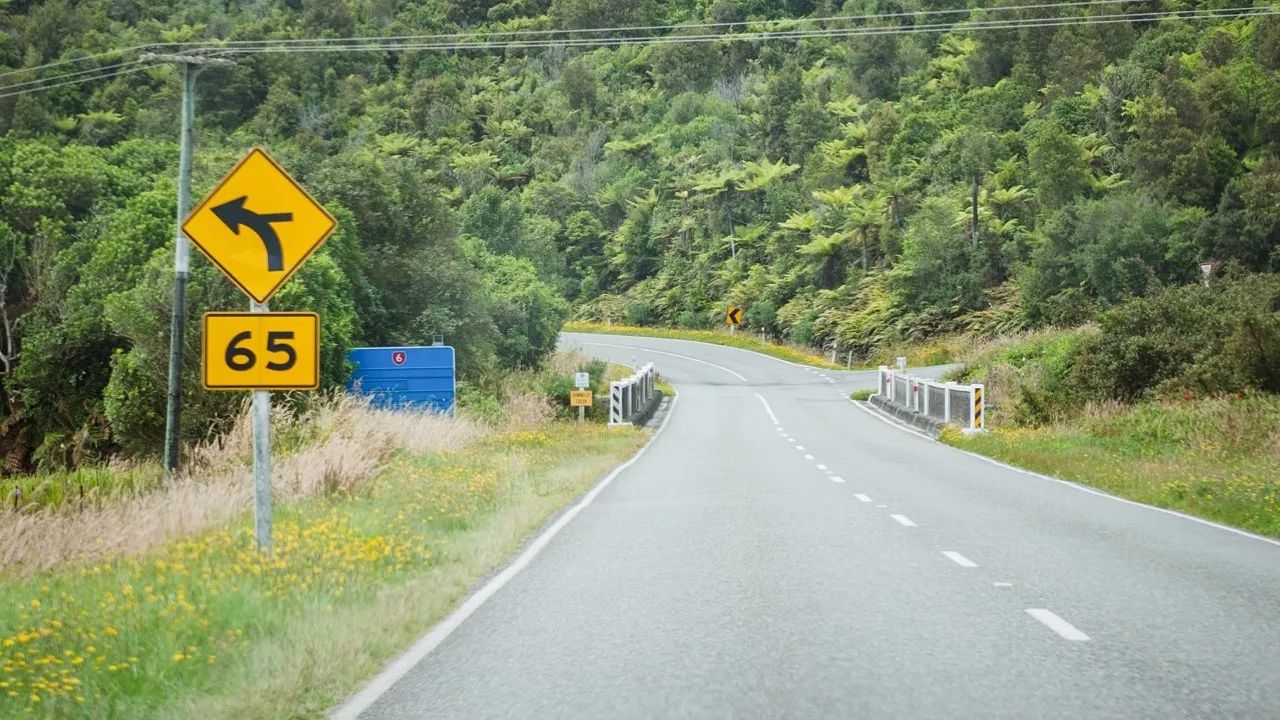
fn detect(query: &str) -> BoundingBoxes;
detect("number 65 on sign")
[203,312,319,390]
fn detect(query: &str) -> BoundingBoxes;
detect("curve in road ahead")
[341,332,1280,720]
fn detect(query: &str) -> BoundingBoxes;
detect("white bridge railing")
[609,363,657,426]
[878,367,985,430]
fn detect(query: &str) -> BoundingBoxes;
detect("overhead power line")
[226,7,1279,55]
[0,59,155,93]
[1,3,1274,99]
[0,64,160,99]
[0,0,1154,81]
[184,0,1156,50]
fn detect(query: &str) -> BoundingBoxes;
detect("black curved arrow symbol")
[211,196,293,271]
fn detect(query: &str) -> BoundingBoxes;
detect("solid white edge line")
[754,393,780,425]
[850,400,1280,550]
[328,394,681,720]
[891,514,917,527]
[1026,608,1090,642]
[581,342,748,382]
[941,550,977,568]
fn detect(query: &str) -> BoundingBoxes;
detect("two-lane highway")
[341,332,1280,719]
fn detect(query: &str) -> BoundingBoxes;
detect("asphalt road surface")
[344,332,1280,719]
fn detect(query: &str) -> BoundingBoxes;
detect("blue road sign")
[347,346,456,414]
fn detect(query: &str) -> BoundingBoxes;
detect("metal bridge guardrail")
[609,363,657,426]
[878,366,985,430]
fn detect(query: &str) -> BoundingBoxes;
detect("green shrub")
[625,301,657,326]
[1072,272,1280,400]
[676,309,706,329]
[746,300,778,330]
[456,381,503,423]
[961,329,1094,426]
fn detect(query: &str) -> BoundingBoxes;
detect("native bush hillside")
[3,0,1279,464]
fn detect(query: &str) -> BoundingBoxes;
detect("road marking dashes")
[891,514,917,527]
[831,476,845,483]
[754,392,780,425]
[804,454,814,460]
[854,494,872,503]
[1026,609,1090,642]
[816,464,827,471]
[941,551,977,568]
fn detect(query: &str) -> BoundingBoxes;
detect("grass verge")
[942,394,1280,538]
[0,422,647,718]
[863,335,968,368]
[563,321,847,369]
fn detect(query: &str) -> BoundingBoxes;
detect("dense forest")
[1,0,1279,467]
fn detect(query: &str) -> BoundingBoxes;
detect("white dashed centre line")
[1026,609,1090,642]
[994,582,1014,588]
[942,551,977,568]
[891,514,916,527]
[831,476,845,483]
[804,454,815,460]
[854,494,872,503]
[795,445,805,451]
[816,464,828,471]
[754,393,780,425]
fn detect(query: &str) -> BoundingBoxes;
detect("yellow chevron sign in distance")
[726,306,743,326]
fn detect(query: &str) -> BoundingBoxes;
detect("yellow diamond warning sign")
[183,148,336,304]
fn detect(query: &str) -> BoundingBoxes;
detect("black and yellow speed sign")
[202,312,319,390]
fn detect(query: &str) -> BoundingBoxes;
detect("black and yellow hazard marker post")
[972,385,985,430]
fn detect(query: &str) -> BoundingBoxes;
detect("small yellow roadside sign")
[203,312,320,390]
[183,148,337,304]
[569,390,594,407]
[726,306,743,326]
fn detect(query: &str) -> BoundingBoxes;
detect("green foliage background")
[2,0,1280,463]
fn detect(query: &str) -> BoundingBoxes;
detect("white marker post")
[575,372,590,425]
[251,300,272,553]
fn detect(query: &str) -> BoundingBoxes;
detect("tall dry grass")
[0,393,489,574]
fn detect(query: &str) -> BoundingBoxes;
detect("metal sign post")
[574,372,591,425]
[250,300,272,553]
